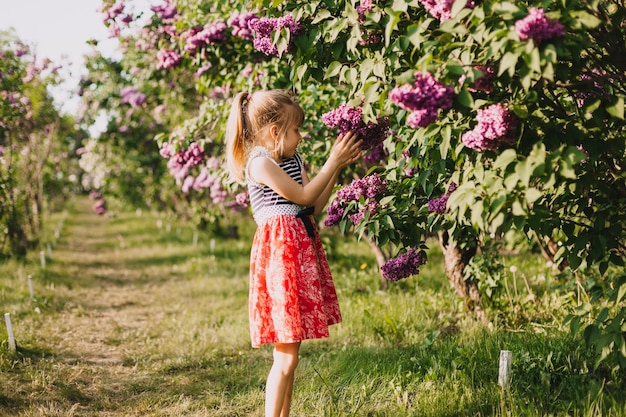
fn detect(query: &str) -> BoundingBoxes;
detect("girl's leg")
[265,341,301,417]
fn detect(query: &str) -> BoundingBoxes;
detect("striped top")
[246,146,305,224]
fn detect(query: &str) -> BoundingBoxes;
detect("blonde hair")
[225,90,305,183]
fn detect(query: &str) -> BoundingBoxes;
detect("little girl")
[225,90,362,417]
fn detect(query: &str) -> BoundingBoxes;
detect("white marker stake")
[4,313,16,352]
[47,243,52,258]
[28,275,34,301]
[193,231,198,247]
[498,350,513,388]
[39,251,46,269]
[210,238,215,254]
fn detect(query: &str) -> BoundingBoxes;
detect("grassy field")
[1,197,624,416]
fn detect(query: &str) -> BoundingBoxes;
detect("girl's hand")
[329,131,364,169]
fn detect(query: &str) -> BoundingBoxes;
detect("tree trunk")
[438,231,486,323]
[366,237,389,290]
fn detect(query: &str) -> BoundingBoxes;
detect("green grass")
[0,197,624,416]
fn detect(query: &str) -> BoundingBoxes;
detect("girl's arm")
[301,169,340,216]
[249,132,362,207]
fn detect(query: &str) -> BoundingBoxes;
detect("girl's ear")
[269,125,279,140]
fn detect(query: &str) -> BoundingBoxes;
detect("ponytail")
[225,92,250,183]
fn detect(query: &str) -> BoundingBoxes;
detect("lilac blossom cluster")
[359,31,382,46]
[235,191,250,207]
[101,2,125,22]
[462,104,518,152]
[356,0,374,22]
[575,71,609,107]
[156,49,182,70]
[363,142,388,165]
[182,166,226,203]
[325,174,387,227]
[427,182,457,214]
[390,72,454,128]
[151,1,178,21]
[160,145,227,202]
[183,21,228,54]
[381,248,426,281]
[1,91,32,123]
[469,65,495,94]
[417,0,475,21]
[228,12,258,40]
[248,14,301,56]
[321,103,390,152]
[120,86,146,107]
[515,7,565,44]
[89,190,107,215]
[160,142,204,181]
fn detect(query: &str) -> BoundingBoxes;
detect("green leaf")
[296,63,308,83]
[498,52,518,77]
[493,149,517,171]
[450,0,467,18]
[583,323,600,344]
[364,82,381,105]
[384,9,402,47]
[455,88,474,108]
[360,59,374,82]
[570,11,602,29]
[515,159,532,188]
[325,61,343,79]
[312,9,332,24]
[606,96,624,120]
[617,282,626,303]
[525,188,542,204]
[407,24,422,48]
[391,0,408,13]
[512,200,526,216]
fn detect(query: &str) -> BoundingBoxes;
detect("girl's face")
[281,124,302,158]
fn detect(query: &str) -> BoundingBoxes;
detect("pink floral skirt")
[249,214,342,348]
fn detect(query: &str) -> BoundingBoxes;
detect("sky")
[1,0,150,117]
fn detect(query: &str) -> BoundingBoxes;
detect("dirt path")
[5,197,204,416]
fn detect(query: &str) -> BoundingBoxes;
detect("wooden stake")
[193,231,198,247]
[498,350,512,388]
[28,275,34,302]
[4,313,16,352]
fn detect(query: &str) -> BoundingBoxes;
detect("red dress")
[247,147,342,348]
